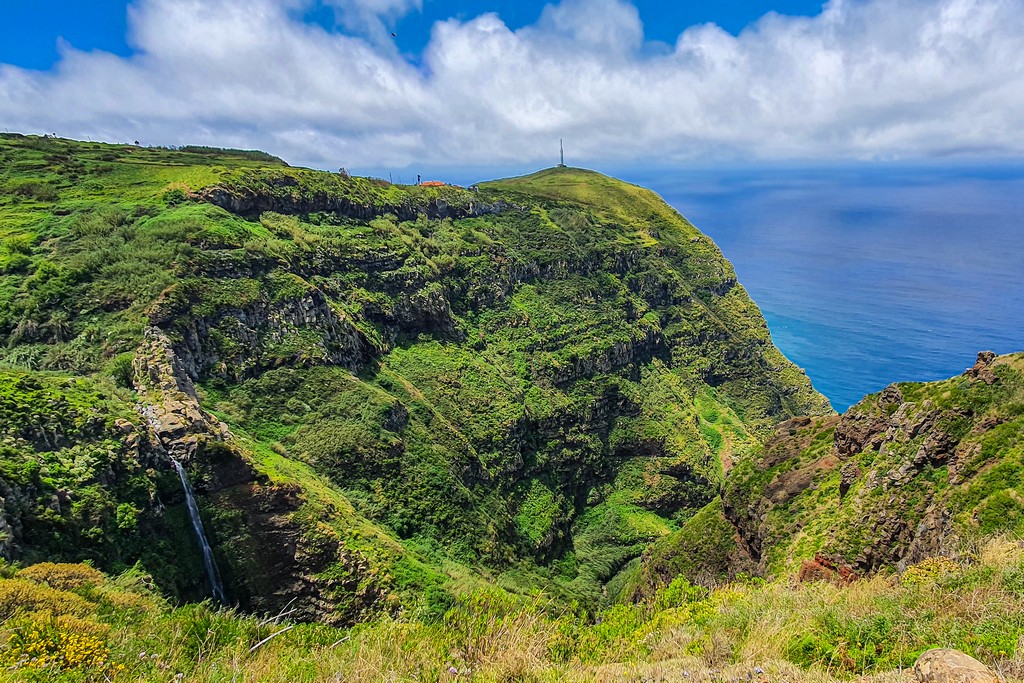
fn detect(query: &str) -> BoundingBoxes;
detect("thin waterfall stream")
[172,459,227,603]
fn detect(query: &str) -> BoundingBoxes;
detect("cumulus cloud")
[1,0,1022,169]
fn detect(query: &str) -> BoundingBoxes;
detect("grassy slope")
[483,166,692,244]
[4,538,1024,682]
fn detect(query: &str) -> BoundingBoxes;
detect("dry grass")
[3,538,1024,682]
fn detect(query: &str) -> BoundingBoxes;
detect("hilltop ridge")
[484,166,699,235]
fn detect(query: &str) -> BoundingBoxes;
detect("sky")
[1,0,1023,172]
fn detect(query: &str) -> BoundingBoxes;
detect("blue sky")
[1,0,1022,171]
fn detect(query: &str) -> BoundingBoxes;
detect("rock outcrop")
[133,327,232,460]
[128,326,393,623]
[964,350,999,385]
[797,554,857,584]
[196,173,517,222]
[914,649,1001,683]
[722,351,1024,577]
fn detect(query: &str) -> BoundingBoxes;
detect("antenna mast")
[558,139,566,167]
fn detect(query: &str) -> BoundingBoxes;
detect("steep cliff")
[626,351,1024,597]
[0,134,829,617]
[724,351,1024,576]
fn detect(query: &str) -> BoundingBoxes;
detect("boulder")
[963,351,999,385]
[914,648,1000,683]
[796,553,857,584]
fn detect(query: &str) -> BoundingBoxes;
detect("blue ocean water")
[624,166,1024,412]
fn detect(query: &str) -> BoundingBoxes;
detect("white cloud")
[321,0,423,44]
[1,0,1022,169]
[534,0,643,56]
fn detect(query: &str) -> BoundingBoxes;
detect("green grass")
[483,167,697,244]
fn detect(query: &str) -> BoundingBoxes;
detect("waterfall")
[172,460,227,604]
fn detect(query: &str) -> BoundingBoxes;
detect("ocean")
[624,165,1024,412]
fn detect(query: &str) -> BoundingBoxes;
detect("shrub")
[902,556,960,587]
[2,234,34,255]
[93,586,154,615]
[9,180,58,202]
[784,610,914,673]
[654,576,709,610]
[166,602,260,663]
[0,253,31,274]
[163,188,187,205]
[0,578,93,620]
[109,352,136,389]
[19,562,106,591]
[0,613,112,672]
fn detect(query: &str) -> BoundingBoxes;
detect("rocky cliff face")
[133,326,232,459]
[148,286,377,382]
[622,351,1024,598]
[720,351,1024,577]
[0,314,395,621]
[196,170,516,222]
[132,326,402,622]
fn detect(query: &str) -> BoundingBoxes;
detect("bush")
[0,252,31,274]
[93,586,154,615]
[109,352,136,389]
[19,562,106,591]
[163,188,187,205]
[0,613,112,673]
[0,578,93,620]
[165,602,263,663]
[902,556,960,587]
[785,610,914,673]
[9,180,58,202]
[2,234,34,255]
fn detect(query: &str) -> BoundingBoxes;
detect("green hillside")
[621,351,1024,601]
[3,133,1024,681]
[0,134,829,622]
